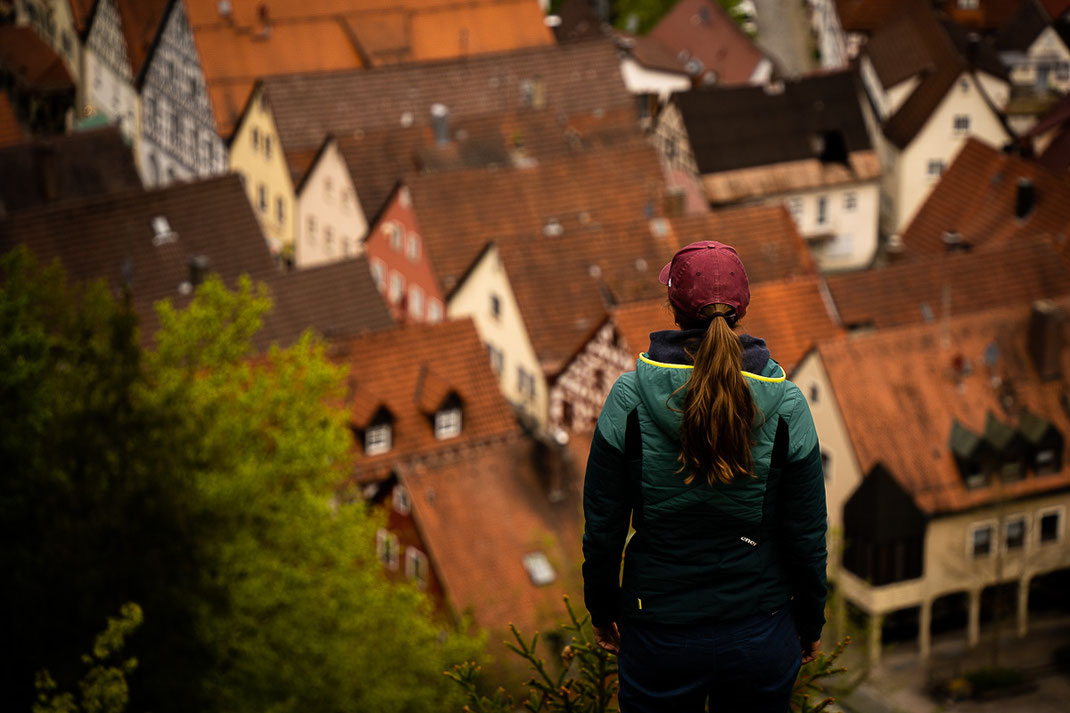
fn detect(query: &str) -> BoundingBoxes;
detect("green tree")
[612,0,744,34]
[1,250,480,713]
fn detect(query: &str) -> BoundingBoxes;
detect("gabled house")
[897,138,1070,257]
[0,126,141,216]
[995,0,1070,132]
[792,297,1070,664]
[330,318,518,486]
[1021,90,1070,170]
[655,71,881,271]
[363,184,445,325]
[551,275,842,435]
[288,137,368,266]
[858,1,1011,236]
[827,237,1070,331]
[6,0,83,91]
[228,38,639,252]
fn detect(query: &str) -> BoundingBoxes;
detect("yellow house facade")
[447,243,548,432]
[229,86,295,257]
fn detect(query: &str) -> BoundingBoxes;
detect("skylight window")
[523,552,556,586]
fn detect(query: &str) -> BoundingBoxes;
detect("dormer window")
[950,420,991,488]
[365,422,392,455]
[1020,409,1063,476]
[434,406,462,440]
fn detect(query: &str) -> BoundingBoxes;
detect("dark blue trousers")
[617,607,801,713]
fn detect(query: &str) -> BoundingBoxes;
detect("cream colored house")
[859,3,1011,238]
[792,299,1070,665]
[656,71,882,272]
[82,0,139,144]
[446,243,549,431]
[293,138,367,268]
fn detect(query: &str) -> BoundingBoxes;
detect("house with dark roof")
[0,126,141,217]
[897,138,1070,258]
[858,0,1011,236]
[551,275,842,436]
[654,70,881,272]
[793,297,1070,665]
[6,0,83,92]
[993,0,1070,135]
[0,26,76,135]
[228,39,638,258]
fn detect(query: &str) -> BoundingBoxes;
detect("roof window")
[522,552,556,586]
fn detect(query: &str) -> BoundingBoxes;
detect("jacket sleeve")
[780,386,828,643]
[581,385,633,628]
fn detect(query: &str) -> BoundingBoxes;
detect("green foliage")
[34,603,143,713]
[2,251,480,713]
[612,0,744,34]
[449,597,850,713]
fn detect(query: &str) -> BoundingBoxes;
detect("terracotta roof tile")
[329,318,519,483]
[0,127,142,215]
[68,0,96,34]
[648,0,768,84]
[264,38,633,153]
[399,437,582,638]
[674,70,872,175]
[899,138,1070,256]
[828,237,1070,330]
[818,296,1070,514]
[612,276,841,373]
[0,26,75,92]
[0,175,279,334]
[115,0,171,80]
[410,144,667,292]
[0,94,21,149]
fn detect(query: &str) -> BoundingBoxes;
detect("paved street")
[752,0,815,77]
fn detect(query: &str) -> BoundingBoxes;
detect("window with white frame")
[405,547,429,588]
[787,197,803,218]
[434,407,462,440]
[490,294,502,319]
[385,221,403,252]
[408,285,423,319]
[1039,507,1063,543]
[389,271,405,303]
[1004,515,1026,550]
[406,233,421,261]
[370,258,386,291]
[376,528,399,569]
[517,367,536,400]
[393,485,411,515]
[427,300,443,323]
[1035,447,1058,475]
[970,522,994,558]
[365,423,392,455]
[816,196,828,225]
[953,115,970,135]
[927,160,945,178]
[843,192,857,212]
[957,0,978,9]
[488,344,504,375]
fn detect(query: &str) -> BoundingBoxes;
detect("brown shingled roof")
[409,143,667,292]
[0,26,75,92]
[330,318,518,483]
[399,436,582,639]
[827,237,1070,330]
[899,138,1070,256]
[0,127,142,215]
[647,0,769,85]
[611,276,842,374]
[263,38,632,154]
[818,296,1070,514]
[0,175,278,332]
[836,0,899,32]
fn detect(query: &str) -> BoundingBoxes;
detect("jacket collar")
[647,328,771,374]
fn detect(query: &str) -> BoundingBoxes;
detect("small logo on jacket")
[740,536,757,547]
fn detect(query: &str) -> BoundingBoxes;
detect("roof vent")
[151,216,177,246]
[1015,177,1036,220]
[543,218,564,237]
[217,0,232,18]
[188,254,211,287]
[941,230,969,253]
[399,111,414,128]
[430,103,449,145]
[522,552,556,586]
[588,263,602,278]
[544,14,562,27]
[685,58,704,76]
[886,233,904,253]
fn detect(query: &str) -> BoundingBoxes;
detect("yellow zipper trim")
[638,598,643,610]
[638,353,786,383]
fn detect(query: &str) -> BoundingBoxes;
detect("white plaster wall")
[295,142,368,268]
[893,72,1009,233]
[619,57,691,102]
[447,245,548,430]
[775,180,881,272]
[885,75,920,117]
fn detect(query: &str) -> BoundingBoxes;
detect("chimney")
[217,0,232,20]
[430,103,449,145]
[1027,300,1065,381]
[188,255,211,287]
[1015,177,1035,219]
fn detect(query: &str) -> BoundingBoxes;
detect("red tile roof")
[647,0,768,85]
[899,138,1070,256]
[115,0,171,81]
[68,0,97,34]
[828,237,1070,330]
[611,276,842,374]
[329,318,518,483]
[399,436,582,638]
[0,26,74,92]
[818,296,1070,514]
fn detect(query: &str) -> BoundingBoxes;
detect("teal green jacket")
[581,349,828,642]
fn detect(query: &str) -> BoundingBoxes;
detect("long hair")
[676,303,755,486]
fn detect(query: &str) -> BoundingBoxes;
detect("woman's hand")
[801,639,820,665]
[593,622,620,653]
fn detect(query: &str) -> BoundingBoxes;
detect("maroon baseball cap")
[658,241,750,323]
